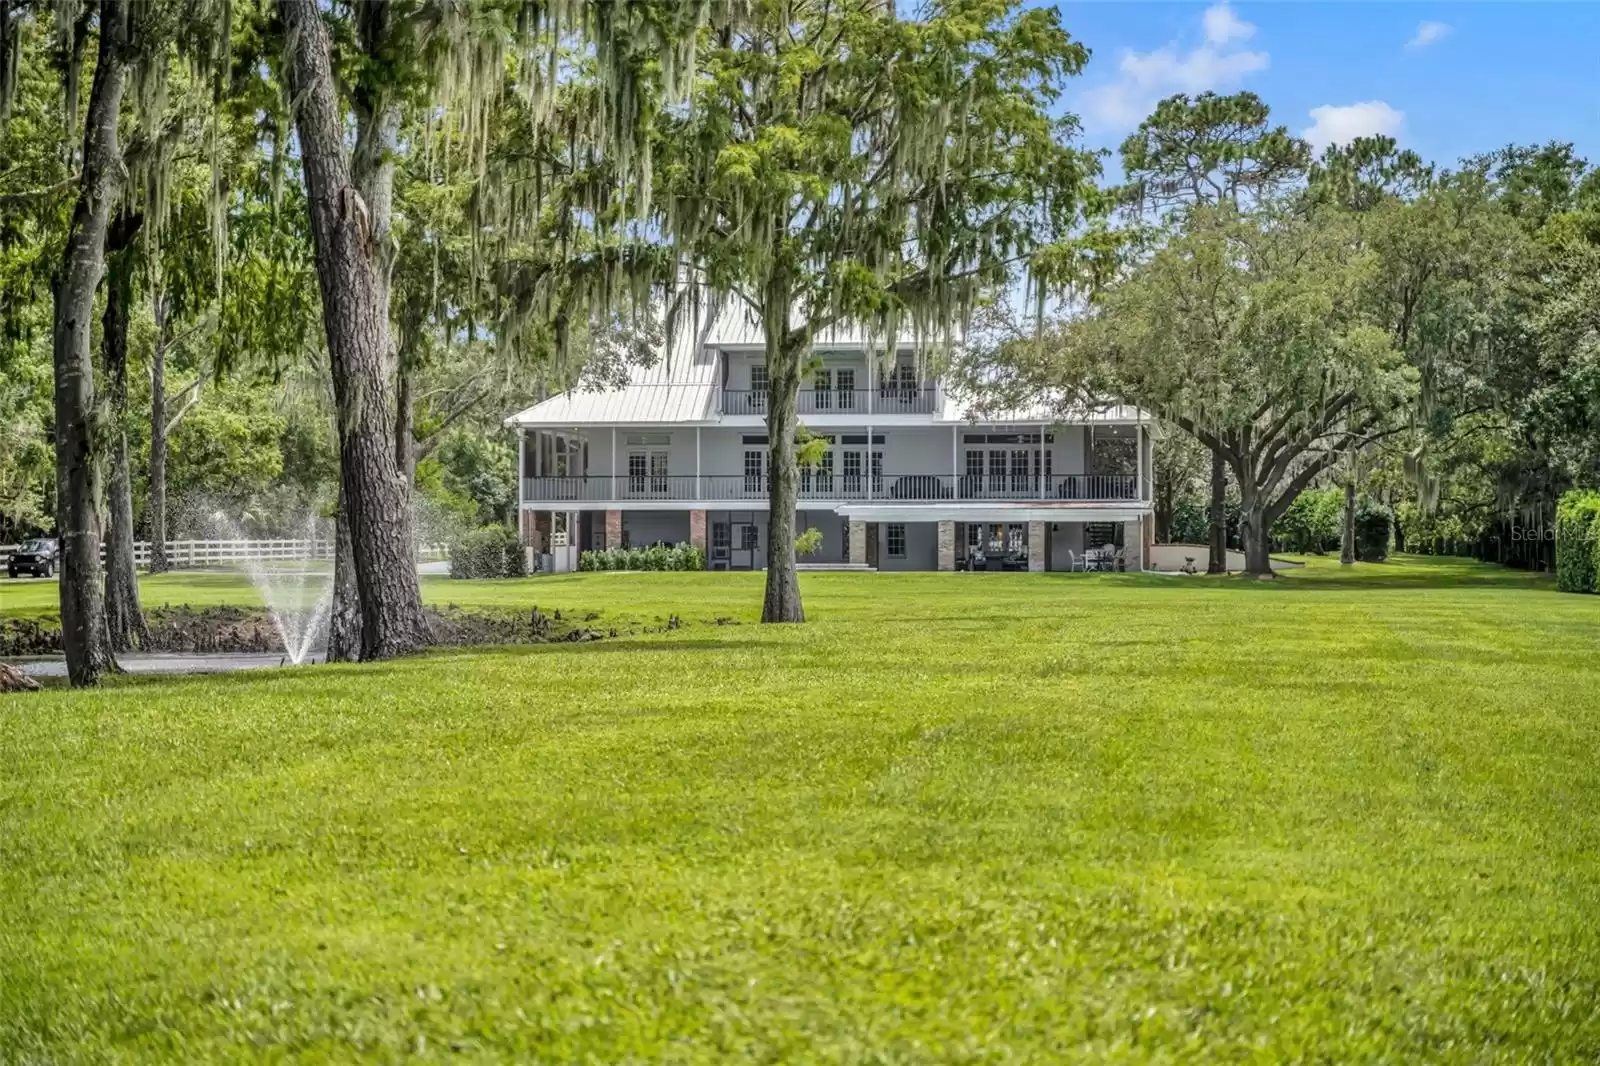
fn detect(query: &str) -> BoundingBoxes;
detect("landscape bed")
[2,557,1600,1061]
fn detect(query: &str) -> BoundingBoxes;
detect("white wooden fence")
[2,539,448,569]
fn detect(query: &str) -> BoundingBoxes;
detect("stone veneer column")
[604,509,622,550]
[1028,521,1046,572]
[848,520,866,564]
[689,509,707,550]
[1124,520,1144,571]
[937,521,956,571]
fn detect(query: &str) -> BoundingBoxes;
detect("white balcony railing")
[521,473,1140,506]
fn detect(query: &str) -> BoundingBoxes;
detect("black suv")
[7,538,58,578]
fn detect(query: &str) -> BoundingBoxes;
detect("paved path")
[15,653,310,678]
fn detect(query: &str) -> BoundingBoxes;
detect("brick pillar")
[1125,520,1144,571]
[532,511,551,553]
[848,520,866,564]
[689,509,707,550]
[605,509,622,550]
[1028,521,1046,572]
[937,521,956,571]
[518,509,536,547]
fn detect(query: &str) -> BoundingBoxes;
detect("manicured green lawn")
[4,557,1600,1061]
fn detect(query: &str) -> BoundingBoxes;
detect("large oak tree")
[656,0,1093,621]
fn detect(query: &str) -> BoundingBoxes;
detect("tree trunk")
[102,218,147,652]
[147,288,170,573]
[1238,483,1274,578]
[51,0,127,687]
[395,356,414,484]
[1206,448,1227,573]
[760,301,804,623]
[1340,470,1356,566]
[280,0,429,661]
[326,490,362,662]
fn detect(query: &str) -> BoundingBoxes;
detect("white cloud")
[1202,4,1255,46]
[1080,3,1269,130]
[1406,21,1451,50]
[1302,101,1405,153]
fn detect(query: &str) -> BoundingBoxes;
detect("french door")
[628,450,669,496]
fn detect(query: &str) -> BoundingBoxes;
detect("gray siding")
[877,521,939,571]
[623,511,691,546]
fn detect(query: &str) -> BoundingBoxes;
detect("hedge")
[449,524,526,579]
[579,543,705,572]
[1555,490,1600,593]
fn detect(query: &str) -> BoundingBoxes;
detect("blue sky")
[1056,2,1600,176]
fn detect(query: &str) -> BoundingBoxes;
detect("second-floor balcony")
[721,386,939,417]
[522,473,1140,506]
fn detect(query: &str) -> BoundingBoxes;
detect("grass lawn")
[3,557,1600,1061]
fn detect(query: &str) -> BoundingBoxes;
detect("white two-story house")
[507,318,1154,572]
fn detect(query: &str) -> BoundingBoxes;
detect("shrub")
[577,542,705,572]
[450,524,526,579]
[1353,501,1392,563]
[795,527,823,557]
[1555,490,1600,593]
[1272,488,1342,554]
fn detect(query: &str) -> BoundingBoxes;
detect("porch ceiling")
[834,503,1152,523]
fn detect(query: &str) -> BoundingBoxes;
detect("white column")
[516,426,525,506]
[695,426,702,500]
[1038,423,1045,499]
[610,426,617,501]
[866,423,874,500]
[951,424,959,499]
[1135,421,1144,502]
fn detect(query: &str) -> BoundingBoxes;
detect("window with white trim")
[886,523,906,558]
[749,364,768,412]
[842,449,862,492]
[836,368,856,409]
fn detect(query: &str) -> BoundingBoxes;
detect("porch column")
[866,424,874,500]
[605,509,622,550]
[1028,521,1046,572]
[610,426,617,501]
[848,520,866,564]
[1135,420,1144,502]
[1038,423,1045,499]
[689,509,707,551]
[695,426,702,500]
[1124,520,1145,571]
[937,520,956,572]
[516,426,525,510]
[951,425,958,496]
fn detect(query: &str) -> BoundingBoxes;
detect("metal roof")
[505,315,720,427]
[938,394,1147,425]
[506,304,1149,428]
